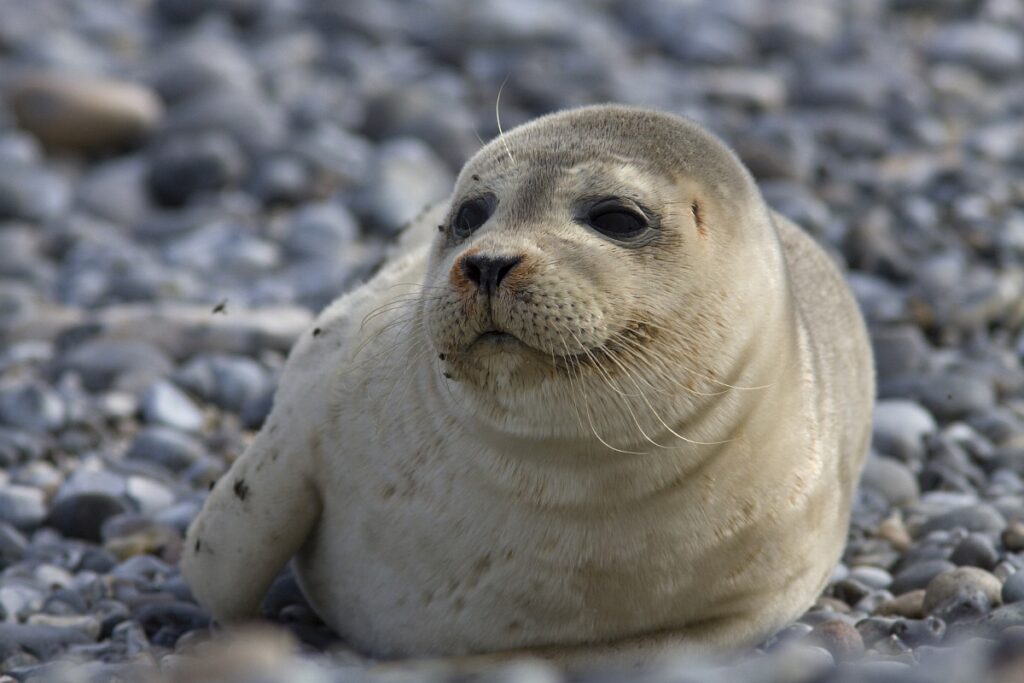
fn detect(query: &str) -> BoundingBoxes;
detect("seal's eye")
[453,196,493,239]
[587,204,647,239]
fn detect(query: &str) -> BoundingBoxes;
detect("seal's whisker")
[618,317,775,392]
[556,334,646,456]
[559,324,671,450]
[495,75,516,167]
[607,331,734,398]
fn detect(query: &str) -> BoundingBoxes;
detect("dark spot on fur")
[472,174,480,181]
[381,484,397,499]
[194,539,201,552]
[312,327,322,337]
[453,596,466,612]
[208,481,215,491]
[438,353,446,361]
[506,621,522,633]
[443,371,452,379]
[692,200,706,239]
[437,224,444,232]
[233,478,249,501]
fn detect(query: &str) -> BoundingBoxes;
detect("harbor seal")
[181,105,874,665]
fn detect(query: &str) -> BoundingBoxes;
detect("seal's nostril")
[460,254,522,295]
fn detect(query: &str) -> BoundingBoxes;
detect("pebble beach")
[2,0,1024,681]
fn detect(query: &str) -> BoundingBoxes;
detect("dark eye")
[452,196,493,238]
[587,204,647,239]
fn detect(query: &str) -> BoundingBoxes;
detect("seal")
[181,105,874,665]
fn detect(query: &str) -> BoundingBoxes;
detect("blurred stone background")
[3,0,1024,681]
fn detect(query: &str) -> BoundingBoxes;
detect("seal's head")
[420,105,792,444]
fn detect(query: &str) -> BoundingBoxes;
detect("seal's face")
[418,107,778,440]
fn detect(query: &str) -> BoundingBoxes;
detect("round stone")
[9,73,162,152]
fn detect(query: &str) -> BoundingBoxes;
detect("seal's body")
[182,106,873,663]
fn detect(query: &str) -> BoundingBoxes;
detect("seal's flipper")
[182,428,322,623]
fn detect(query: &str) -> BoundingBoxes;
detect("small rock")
[281,201,358,260]
[928,22,1024,77]
[859,455,920,506]
[125,427,204,473]
[950,533,1000,569]
[1003,570,1024,604]
[918,503,1007,537]
[147,132,246,207]
[134,601,211,648]
[891,559,958,595]
[357,138,453,236]
[174,354,268,415]
[0,623,92,661]
[0,485,46,531]
[140,380,204,433]
[875,590,927,619]
[810,619,864,662]
[56,339,173,393]
[9,73,162,152]
[924,567,1002,617]
[872,400,937,461]
[25,614,100,641]
[0,380,66,434]
[0,523,28,567]
[1004,521,1024,552]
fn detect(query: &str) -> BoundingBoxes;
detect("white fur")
[182,106,874,665]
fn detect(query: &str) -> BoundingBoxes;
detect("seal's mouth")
[472,330,520,345]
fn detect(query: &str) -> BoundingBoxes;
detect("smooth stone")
[139,380,203,433]
[25,614,100,641]
[891,617,946,647]
[0,623,92,661]
[357,138,453,236]
[9,73,162,152]
[146,132,246,207]
[891,560,958,595]
[0,380,66,434]
[0,163,69,223]
[134,601,211,648]
[917,503,1007,537]
[251,155,312,206]
[849,566,894,591]
[174,354,268,415]
[1003,521,1024,552]
[810,619,864,662]
[125,427,204,473]
[859,455,920,506]
[48,494,127,544]
[950,533,1000,569]
[281,201,358,259]
[56,339,173,393]
[1003,570,1024,604]
[875,590,927,619]
[924,567,1003,614]
[0,485,46,531]
[928,22,1024,77]
[0,428,45,468]
[0,522,28,567]
[915,372,996,422]
[125,476,176,515]
[872,400,937,461]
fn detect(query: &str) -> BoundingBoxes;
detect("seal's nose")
[460,254,522,295]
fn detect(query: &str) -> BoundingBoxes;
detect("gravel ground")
[2,0,1024,681]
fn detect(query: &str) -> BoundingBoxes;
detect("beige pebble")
[9,72,162,152]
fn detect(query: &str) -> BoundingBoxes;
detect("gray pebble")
[126,427,205,473]
[0,485,46,531]
[891,560,958,595]
[56,339,173,393]
[140,380,204,433]
[918,504,1007,537]
[0,380,66,434]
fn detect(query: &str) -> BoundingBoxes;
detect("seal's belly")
[294,466,713,657]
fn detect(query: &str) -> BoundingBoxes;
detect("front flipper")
[182,425,322,622]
